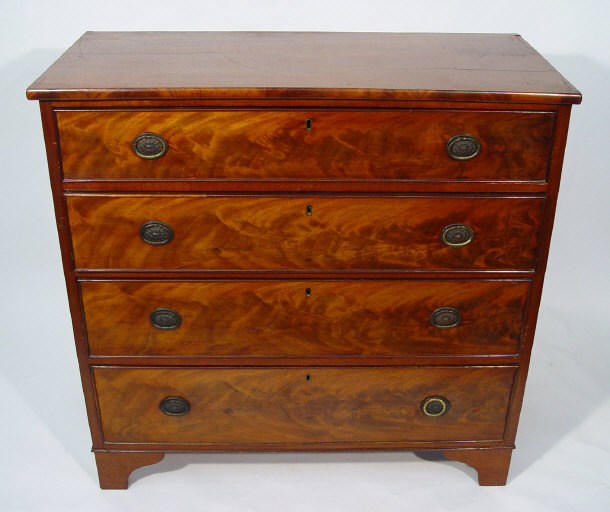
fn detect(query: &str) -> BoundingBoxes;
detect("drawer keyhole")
[305,288,312,298]
[305,118,313,130]
[306,204,312,216]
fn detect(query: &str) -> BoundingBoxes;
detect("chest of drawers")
[27,32,580,488]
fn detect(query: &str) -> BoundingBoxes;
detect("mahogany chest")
[27,32,581,488]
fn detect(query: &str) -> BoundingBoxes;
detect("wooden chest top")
[26,31,581,104]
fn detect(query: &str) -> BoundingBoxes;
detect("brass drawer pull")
[430,307,462,329]
[446,134,481,160]
[159,397,190,416]
[139,221,174,245]
[421,396,450,417]
[441,223,474,247]
[150,308,182,330]
[132,132,168,159]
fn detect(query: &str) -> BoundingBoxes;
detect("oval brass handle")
[441,223,474,247]
[150,308,182,330]
[139,221,174,245]
[446,134,481,160]
[159,397,190,416]
[421,396,450,417]
[430,307,462,329]
[132,132,168,159]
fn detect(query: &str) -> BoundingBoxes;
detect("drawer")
[82,279,530,357]
[57,109,555,182]
[94,366,516,444]
[67,195,544,271]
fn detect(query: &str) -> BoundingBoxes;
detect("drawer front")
[82,280,529,357]
[57,109,555,181]
[94,366,516,444]
[67,195,544,271]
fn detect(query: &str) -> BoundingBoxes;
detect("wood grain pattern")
[502,104,575,447]
[37,102,108,450]
[26,32,581,104]
[56,109,555,182]
[94,366,516,444]
[66,195,545,271]
[62,179,549,194]
[443,447,512,485]
[94,451,165,489]
[27,32,581,488]
[81,279,530,357]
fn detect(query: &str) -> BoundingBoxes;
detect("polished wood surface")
[443,447,512,485]
[501,104,574,450]
[27,32,580,488]
[67,195,544,271]
[37,102,107,452]
[57,109,555,182]
[95,452,165,489]
[26,32,581,103]
[94,366,516,444]
[82,279,530,357]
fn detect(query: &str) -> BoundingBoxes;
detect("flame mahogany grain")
[66,195,545,271]
[81,279,530,357]
[56,109,555,182]
[93,366,516,444]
